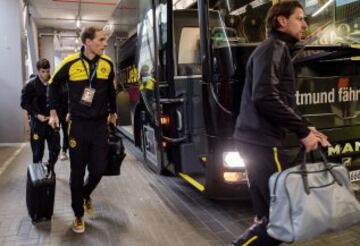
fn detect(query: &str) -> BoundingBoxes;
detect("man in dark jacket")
[21,58,60,167]
[48,27,117,234]
[231,1,330,245]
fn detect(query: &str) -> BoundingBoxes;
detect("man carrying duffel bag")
[231,1,331,245]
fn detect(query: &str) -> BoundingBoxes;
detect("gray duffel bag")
[267,149,360,243]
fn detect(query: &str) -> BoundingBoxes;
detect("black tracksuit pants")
[237,142,292,246]
[30,118,60,167]
[68,119,108,217]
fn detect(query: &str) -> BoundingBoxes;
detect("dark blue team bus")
[115,0,360,199]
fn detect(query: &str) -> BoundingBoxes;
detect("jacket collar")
[271,30,298,45]
[80,46,100,63]
[270,30,301,55]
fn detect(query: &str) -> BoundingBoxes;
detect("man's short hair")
[266,0,304,35]
[81,26,103,44]
[36,58,50,70]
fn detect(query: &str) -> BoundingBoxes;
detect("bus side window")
[177,27,201,76]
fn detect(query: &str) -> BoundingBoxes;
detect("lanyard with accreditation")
[80,58,98,106]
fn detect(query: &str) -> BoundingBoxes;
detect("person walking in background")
[48,26,117,234]
[231,1,330,245]
[21,58,60,168]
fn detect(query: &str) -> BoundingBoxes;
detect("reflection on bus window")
[139,64,156,107]
[177,27,201,76]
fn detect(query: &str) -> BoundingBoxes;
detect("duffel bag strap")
[300,148,343,195]
[318,149,343,187]
[301,150,311,195]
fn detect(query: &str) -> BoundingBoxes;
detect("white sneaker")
[59,151,68,161]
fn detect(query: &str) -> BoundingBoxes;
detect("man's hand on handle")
[48,109,59,129]
[301,127,331,152]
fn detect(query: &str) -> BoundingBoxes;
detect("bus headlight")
[223,151,245,168]
[223,172,244,183]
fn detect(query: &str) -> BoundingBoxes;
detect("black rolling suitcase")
[26,162,55,222]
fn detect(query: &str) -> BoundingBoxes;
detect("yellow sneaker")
[72,217,85,233]
[84,198,94,218]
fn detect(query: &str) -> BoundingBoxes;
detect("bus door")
[170,9,252,197]
[142,7,209,178]
[170,10,207,178]
[194,0,255,198]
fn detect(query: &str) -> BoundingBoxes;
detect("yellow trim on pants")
[243,235,258,246]
[272,147,282,172]
[67,120,72,136]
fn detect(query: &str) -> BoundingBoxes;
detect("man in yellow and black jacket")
[48,27,117,234]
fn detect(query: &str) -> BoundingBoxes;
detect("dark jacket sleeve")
[48,61,69,111]
[107,63,116,114]
[20,80,38,116]
[252,44,310,139]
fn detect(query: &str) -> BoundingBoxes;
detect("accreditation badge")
[80,87,96,106]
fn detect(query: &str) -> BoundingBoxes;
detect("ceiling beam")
[39,17,107,23]
[52,0,116,6]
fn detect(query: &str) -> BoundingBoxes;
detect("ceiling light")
[76,18,80,28]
